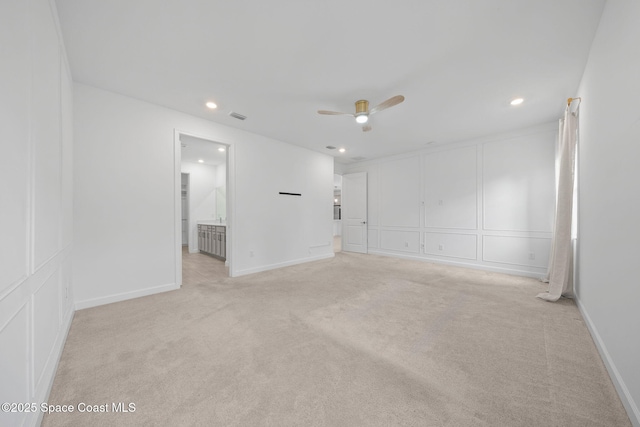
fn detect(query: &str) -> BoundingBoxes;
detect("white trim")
[367,249,546,279]
[481,235,552,268]
[74,283,179,311]
[173,130,182,288]
[575,297,640,427]
[227,141,235,277]
[232,253,334,277]
[423,232,478,260]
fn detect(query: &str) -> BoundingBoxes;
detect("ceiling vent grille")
[229,111,247,121]
[351,156,366,161]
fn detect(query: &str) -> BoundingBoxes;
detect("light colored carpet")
[43,251,631,426]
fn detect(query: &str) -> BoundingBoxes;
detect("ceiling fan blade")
[362,125,372,132]
[317,110,354,116]
[369,95,405,114]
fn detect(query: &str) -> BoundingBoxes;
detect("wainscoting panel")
[424,232,477,260]
[61,58,74,249]
[424,146,477,230]
[380,230,421,254]
[483,133,555,233]
[380,157,421,228]
[0,303,30,427]
[33,270,61,390]
[32,0,62,270]
[0,0,30,295]
[483,235,551,268]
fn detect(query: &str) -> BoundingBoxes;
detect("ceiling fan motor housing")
[355,100,369,114]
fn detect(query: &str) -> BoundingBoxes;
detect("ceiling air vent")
[351,156,366,161]
[325,145,336,150]
[229,111,247,121]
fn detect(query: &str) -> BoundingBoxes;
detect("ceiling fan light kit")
[355,114,368,124]
[318,95,404,132]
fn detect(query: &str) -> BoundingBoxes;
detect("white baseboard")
[232,253,334,277]
[367,249,545,279]
[74,282,179,310]
[575,297,639,427]
[32,306,75,427]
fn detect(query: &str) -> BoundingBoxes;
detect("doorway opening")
[176,132,230,285]
[333,174,342,253]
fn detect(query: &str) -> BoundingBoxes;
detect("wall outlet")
[529,252,535,260]
[250,250,254,257]
[438,244,444,251]
[404,242,409,247]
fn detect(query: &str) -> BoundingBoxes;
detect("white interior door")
[342,172,367,253]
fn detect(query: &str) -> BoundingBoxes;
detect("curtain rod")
[567,97,582,106]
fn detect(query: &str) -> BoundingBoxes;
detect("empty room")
[1,0,639,426]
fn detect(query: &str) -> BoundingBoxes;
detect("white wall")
[344,123,556,277]
[334,161,347,175]
[215,162,227,221]
[216,162,227,194]
[233,130,334,274]
[73,83,334,308]
[181,161,217,252]
[0,1,74,426]
[575,0,640,424]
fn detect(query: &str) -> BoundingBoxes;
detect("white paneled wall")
[0,1,74,426]
[483,134,555,232]
[380,157,421,228]
[346,123,556,277]
[424,146,477,230]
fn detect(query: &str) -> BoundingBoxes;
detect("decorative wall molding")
[346,124,556,277]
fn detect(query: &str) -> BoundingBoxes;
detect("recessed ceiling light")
[218,147,225,152]
[339,148,346,153]
[198,159,204,163]
[206,101,217,109]
[510,98,524,106]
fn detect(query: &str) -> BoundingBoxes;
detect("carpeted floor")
[42,249,631,426]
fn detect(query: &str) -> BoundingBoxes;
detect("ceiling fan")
[317,95,405,132]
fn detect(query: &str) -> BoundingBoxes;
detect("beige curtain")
[537,106,578,302]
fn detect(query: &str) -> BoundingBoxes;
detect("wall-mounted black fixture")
[279,192,302,196]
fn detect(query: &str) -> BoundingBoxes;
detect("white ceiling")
[180,135,226,166]
[55,0,605,164]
